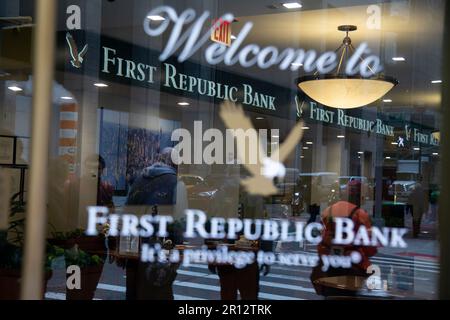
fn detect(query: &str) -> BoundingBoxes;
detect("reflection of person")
[208,191,272,300]
[310,179,377,296]
[407,177,428,238]
[97,156,114,208]
[123,147,187,300]
[308,176,321,224]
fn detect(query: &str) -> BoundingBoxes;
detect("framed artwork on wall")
[0,136,15,165]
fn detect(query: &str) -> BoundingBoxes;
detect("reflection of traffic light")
[0,170,11,230]
[238,203,243,219]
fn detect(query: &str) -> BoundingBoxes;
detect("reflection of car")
[388,180,417,203]
[179,174,204,190]
[339,176,371,200]
[274,169,303,215]
[186,174,240,216]
[298,172,339,205]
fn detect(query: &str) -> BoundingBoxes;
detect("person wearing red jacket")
[311,179,378,296]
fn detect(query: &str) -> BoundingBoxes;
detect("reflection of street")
[45,234,439,300]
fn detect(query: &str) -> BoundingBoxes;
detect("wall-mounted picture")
[0,136,14,165]
[15,137,30,165]
[1,168,21,198]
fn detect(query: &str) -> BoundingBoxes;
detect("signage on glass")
[143,6,383,76]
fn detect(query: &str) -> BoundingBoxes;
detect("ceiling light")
[358,151,364,154]
[413,147,420,151]
[8,86,23,92]
[94,83,108,88]
[337,135,345,139]
[147,15,165,21]
[385,156,391,159]
[256,117,265,120]
[301,126,310,130]
[61,96,73,100]
[383,99,392,103]
[300,156,305,159]
[431,80,442,84]
[392,57,406,62]
[391,142,398,145]
[297,25,397,109]
[178,102,190,106]
[302,147,309,150]
[432,153,439,156]
[306,141,313,145]
[282,2,303,9]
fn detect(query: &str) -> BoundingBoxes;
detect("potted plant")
[49,228,107,253]
[64,245,104,300]
[0,193,63,300]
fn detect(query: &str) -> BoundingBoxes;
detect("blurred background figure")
[407,176,428,238]
[310,179,377,297]
[96,155,114,209]
[122,147,187,300]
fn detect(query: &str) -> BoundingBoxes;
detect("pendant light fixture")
[296,25,398,109]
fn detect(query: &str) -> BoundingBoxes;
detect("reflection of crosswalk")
[45,254,439,300]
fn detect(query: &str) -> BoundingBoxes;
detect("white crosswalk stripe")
[44,253,437,300]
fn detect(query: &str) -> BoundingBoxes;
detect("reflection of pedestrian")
[310,180,377,296]
[97,156,114,208]
[123,147,187,300]
[407,177,428,238]
[208,193,271,300]
[308,176,321,224]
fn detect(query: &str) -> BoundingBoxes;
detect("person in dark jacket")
[121,147,187,300]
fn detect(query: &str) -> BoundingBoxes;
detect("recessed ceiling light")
[383,99,392,103]
[94,83,108,88]
[306,141,313,145]
[337,135,345,139]
[301,126,310,130]
[8,86,23,92]
[431,80,442,84]
[358,151,364,154]
[302,147,309,150]
[385,156,391,159]
[147,15,165,21]
[256,117,265,120]
[432,153,439,156]
[392,57,406,62]
[282,2,303,9]
[61,96,73,100]
[178,102,190,106]
[231,35,237,40]
[413,147,420,151]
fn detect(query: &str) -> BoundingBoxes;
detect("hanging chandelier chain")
[349,44,377,76]
[336,45,347,75]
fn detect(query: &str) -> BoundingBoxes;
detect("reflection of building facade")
[0,0,447,300]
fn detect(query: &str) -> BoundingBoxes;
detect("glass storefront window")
[0,0,448,300]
